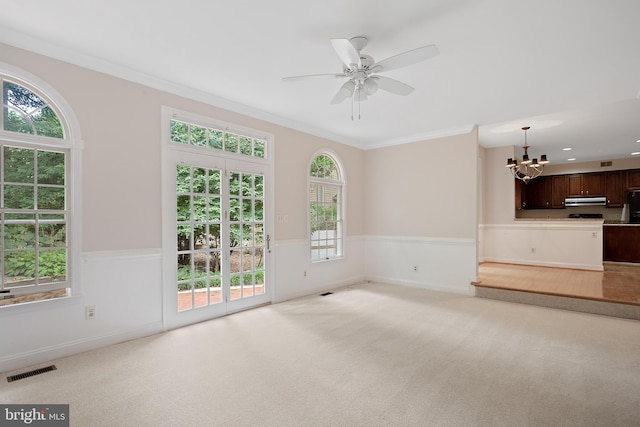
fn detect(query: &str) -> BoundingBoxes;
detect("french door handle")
[267,234,271,252]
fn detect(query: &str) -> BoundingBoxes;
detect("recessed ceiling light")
[568,158,576,161]
[562,147,572,151]
[632,152,640,156]
[636,139,640,143]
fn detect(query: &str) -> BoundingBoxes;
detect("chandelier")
[505,126,549,182]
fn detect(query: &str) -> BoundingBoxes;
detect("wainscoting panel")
[480,222,603,271]
[0,249,163,373]
[364,235,477,295]
[273,236,365,303]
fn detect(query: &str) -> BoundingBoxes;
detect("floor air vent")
[320,292,333,296]
[7,365,57,383]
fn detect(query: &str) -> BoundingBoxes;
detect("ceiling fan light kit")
[506,126,550,183]
[282,36,439,120]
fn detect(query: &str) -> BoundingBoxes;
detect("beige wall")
[364,130,478,239]
[2,43,364,251]
[482,145,516,224]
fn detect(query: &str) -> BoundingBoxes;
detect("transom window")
[309,153,344,261]
[1,74,73,307]
[170,119,266,159]
[2,79,64,138]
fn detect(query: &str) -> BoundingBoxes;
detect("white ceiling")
[1,0,640,164]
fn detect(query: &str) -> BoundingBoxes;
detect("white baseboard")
[1,321,163,374]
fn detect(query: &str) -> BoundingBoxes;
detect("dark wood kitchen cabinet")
[567,172,605,197]
[550,175,568,208]
[628,169,640,189]
[525,176,551,209]
[515,179,527,210]
[605,170,625,207]
[604,225,640,263]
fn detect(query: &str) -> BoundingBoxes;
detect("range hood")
[564,196,607,207]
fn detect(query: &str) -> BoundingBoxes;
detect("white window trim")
[0,62,83,313]
[308,149,346,262]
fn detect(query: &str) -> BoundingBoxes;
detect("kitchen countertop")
[604,223,640,226]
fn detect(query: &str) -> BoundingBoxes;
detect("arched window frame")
[308,150,345,262]
[0,63,83,309]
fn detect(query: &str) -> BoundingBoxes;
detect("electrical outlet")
[413,265,418,272]
[303,270,307,278]
[85,305,96,320]
[592,232,597,238]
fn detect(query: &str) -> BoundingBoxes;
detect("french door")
[163,151,272,329]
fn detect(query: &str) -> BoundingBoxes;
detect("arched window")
[309,152,344,261]
[1,68,80,306]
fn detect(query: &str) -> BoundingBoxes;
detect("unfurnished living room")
[1,1,640,426]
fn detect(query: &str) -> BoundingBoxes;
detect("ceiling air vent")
[600,161,613,167]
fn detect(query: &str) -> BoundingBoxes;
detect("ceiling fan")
[282,36,439,111]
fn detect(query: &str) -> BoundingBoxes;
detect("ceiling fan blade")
[330,38,361,68]
[330,88,349,104]
[372,76,414,96]
[282,73,346,82]
[375,44,438,73]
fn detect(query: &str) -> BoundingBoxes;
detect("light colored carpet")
[2,282,640,426]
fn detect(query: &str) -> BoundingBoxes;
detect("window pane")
[254,175,264,198]
[208,169,221,194]
[191,125,207,147]
[208,197,221,222]
[170,120,189,143]
[193,196,206,222]
[37,151,65,185]
[229,198,240,221]
[177,253,193,279]
[224,133,238,153]
[229,172,240,196]
[240,137,252,156]
[4,147,34,183]
[4,223,35,249]
[208,224,221,248]
[176,165,191,192]
[193,168,206,193]
[4,250,36,286]
[208,251,221,275]
[254,199,263,221]
[38,249,66,282]
[177,224,192,251]
[230,224,240,247]
[4,81,45,114]
[230,250,241,274]
[254,140,265,158]
[38,187,65,210]
[39,223,66,247]
[4,185,34,209]
[33,106,63,138]
[242,173,253,197]
[209,130,223,150]
[176,195,190,222]
[194,224,207,249]
[242,224,253,245]
[242,199,252,222]
[4,108,33,134]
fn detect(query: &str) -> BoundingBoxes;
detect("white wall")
[481,222,603,270]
